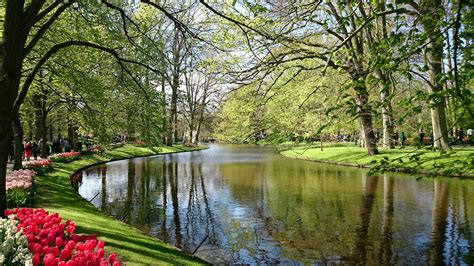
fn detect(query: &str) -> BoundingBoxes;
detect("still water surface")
[73,145,474,264]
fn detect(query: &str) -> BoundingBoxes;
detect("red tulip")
[32,253,41,266]
[96,248,104,258]
[55,236,63,247]
[52,246,60,256]
[66,224,75,235]
[113,261,121,266]
[108,253,117,263]
[97,241,105,249]
[43,253,56,266]
[60,248,71,260]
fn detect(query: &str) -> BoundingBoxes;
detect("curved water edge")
[72,144,474,264]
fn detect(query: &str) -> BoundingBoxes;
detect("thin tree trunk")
[33,95,42,140]
[49,118,54,142]
[41,115,47,158]
[12,113,24,170]
[28,119,33,141]
[67,121,75,149]
[161,76,168,145]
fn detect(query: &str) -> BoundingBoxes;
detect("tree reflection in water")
[75,145,474,264]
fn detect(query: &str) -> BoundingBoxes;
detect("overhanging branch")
[15,40,169,111]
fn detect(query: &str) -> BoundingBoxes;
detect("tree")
[414,0,451,150]
[0,0,167,216]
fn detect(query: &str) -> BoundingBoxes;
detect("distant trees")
[208,1,472,153]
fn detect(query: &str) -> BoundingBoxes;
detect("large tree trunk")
[12,113,24,170]
[420,2,451,151]
[378,75,395,149]
[354,81,379,155]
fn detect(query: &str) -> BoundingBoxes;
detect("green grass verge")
[281,146,474,177]
[34,144,208,265]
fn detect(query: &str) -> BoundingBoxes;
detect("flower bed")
[3,208,120,266]
[80,146,105,156]
[6,170,36,208]
[25,159,53,175]
[50,152,81,163]
[0,217,32,265]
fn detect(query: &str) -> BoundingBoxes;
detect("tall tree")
[416,0,451,150]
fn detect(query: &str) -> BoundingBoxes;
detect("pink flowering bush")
[6,170,36,208]
[5,208,121,266]
[25,159,53,175]
[50,152,81,163]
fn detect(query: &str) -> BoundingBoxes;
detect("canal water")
[72,145,474,264]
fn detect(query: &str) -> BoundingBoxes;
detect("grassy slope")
[34,144,207,265]
[281,146,474,177]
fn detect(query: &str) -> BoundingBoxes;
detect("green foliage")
[6,188,35,208]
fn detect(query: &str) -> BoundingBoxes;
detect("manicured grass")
[34,144,208,265]
[281,146,474,177]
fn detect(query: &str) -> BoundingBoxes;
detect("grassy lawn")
[281,146,474,177]
[34,144,208,265]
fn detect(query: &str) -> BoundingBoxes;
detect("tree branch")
[23,1,73,58]
[15,40,168,111]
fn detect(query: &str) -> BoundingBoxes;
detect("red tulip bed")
[4,208,120,266]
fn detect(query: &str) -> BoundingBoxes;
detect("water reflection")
[74,145,474,264]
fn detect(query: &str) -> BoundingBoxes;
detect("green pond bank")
[281,146,474,177]
[34,144,208,265]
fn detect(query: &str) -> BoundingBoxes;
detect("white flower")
[0,217,32,265]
